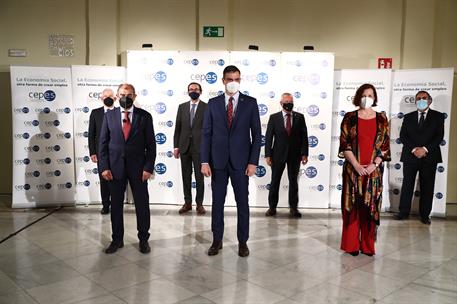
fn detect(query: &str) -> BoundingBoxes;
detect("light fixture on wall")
[142,43,153,49]
[248,45,259,51]
[303,45,314,51]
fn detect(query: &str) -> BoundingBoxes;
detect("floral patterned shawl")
[338,110,391,225]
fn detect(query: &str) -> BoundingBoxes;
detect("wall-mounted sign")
[49,34,75,57]
[378,58,392,69]
[203,26,224,38]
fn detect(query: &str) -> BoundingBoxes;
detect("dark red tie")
[227,97,234,128]
[122,111,131,140]
[286,113,292,136]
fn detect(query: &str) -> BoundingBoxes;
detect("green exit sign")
[203,26,224,38]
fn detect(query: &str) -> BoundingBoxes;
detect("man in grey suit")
[173,82,207,215]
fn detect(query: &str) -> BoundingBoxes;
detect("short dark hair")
[415,90,433,102]
[223,65,241,79]
[187,82,202,92]
[353,83,378,107]
[117,83,136,94]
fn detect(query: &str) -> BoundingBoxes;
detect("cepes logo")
[155,133,167,145]
[155,163,167,175]
[190,72,218,84]
[258,104,268,116]
[255,166,266,178]
[154,71,167,83]
[29,90,56,101]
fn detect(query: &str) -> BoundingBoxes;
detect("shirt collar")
[104,106,114,112]
[225,91,240,103]
[418,108,429,115]
[122,106,134,113]
[282,110,292,117]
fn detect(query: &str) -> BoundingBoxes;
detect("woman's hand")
[354,163,368,176]
[364,163,377,175]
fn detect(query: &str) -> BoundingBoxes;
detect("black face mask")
[282,103,294,112]
[119,96,133,109]
[103,97,114,107]
[188,91,200,100]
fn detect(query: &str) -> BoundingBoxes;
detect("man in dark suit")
[88,88,116,214]
[174,82,207,215]
[98,83,156,253]
[201,65,262,257]
[265,93,309,218]
[395,90,445,224]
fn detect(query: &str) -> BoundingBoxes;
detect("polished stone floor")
[0,196,456,304]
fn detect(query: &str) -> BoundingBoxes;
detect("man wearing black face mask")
[88,88,116,214]
[173,82,207,215]
[265,93,309,218]
[98,83,156,254]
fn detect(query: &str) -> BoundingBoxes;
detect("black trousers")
[97,160,111,208]
[399,160,438,219]
[109,175,150,242]
[180,148,204,205]
[268,155,300,209]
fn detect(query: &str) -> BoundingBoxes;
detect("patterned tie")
[190,103,196,128]
[418,112,425,128]
[122,111,131,140]
[227,97,234,128]
[286,113,292,136]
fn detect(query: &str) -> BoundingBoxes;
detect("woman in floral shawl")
[338,83,391,256]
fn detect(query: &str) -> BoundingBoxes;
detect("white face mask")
[360,97,374,109]
[226,81,240,94]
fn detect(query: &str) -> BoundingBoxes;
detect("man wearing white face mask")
[200,65,262,257]
[395,91,445,225]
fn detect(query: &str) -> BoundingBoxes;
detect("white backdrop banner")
[125,51,334,207]
[71,65,126,204]
[389,68,454,217]
[11,66,75,208]
[331,70,392,209]
[9,61,453,213]
[279,52,335,208]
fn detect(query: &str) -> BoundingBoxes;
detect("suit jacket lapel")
[291,112,299,133]
[183,101,191,128]
[231,93,243,131]
[218,95,229,130]
[113,108,124,141]
[128,107,140,140]
[193,101,204,128]
[277,111,287,136]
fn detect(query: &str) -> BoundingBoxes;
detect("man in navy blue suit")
[201,65,262,257]
[98,83,156,254]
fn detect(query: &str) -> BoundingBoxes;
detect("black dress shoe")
[421,217,431,225]
[104,241,124,254]
[265,208,277,217]
[208,241,223,256]
[289,208,302,218]
[139,241,151,254]
[348,251,359,256]
[361,252,374,257]
[393,213,408,220]
[238,242,250,257]
[100,206,110,215]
